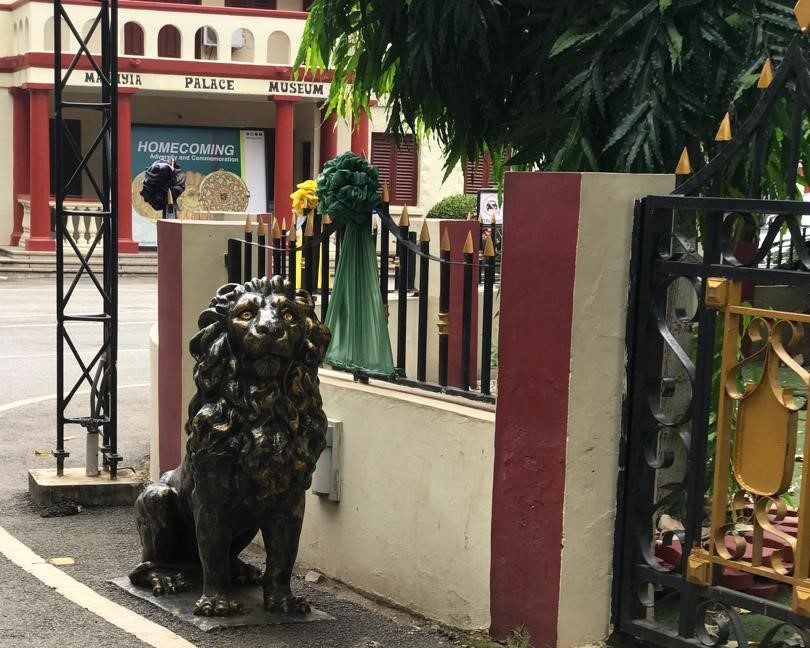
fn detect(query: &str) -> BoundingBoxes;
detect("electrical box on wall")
[312,419,341,502]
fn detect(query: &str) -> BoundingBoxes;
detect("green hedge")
[426,194,476,219]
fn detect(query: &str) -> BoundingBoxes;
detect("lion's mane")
[183,276,331,494]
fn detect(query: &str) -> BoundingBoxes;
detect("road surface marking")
[0,383,149,415]
[0,525,196,648]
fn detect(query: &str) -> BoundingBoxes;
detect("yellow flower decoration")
[290,179,319,215]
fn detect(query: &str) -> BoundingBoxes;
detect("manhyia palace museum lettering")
[80,72,329,99]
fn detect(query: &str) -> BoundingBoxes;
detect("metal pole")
[243,216,252,281]
[257,218,266,278]
[396,208,410,372]
[417,221,430,382]
[53,0,67,476]
[320,214,332,321]
[480,235,496,395]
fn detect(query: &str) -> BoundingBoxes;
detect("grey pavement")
[0,277,467,648]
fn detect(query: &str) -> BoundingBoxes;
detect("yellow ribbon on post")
[290,179,319,215]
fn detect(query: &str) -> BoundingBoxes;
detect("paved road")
[0,277,462,648]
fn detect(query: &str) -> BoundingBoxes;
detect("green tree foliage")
[297,0,797,182]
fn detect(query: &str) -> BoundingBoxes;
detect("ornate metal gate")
[617,30,810,647]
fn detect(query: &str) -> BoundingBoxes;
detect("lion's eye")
[240,311,254,321]
[283,311,296,322]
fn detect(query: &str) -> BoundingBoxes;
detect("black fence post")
[438,230,451,387]
[288,220,297,287]
[321,214,332,321]
[272,217,282,277]
[460,232,474,390]
[227,238,242,284]
[243,216,252,281]
[379,183,390,317]
[396,207,410,372]
[417,220,430,382]
[480,235,496,396]
[257,217,266,278]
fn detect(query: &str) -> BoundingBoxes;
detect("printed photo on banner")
[130,125,267,247]
[477,189,503,225]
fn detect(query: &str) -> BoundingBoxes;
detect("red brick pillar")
[10,89,29,246]
[319,108,338,171]
[351,109,370,159]
[27,86,54,252]
[117,88,139,253]
[273,96,298,221]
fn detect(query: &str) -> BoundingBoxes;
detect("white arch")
[231,28,254,62]
[44,17,71,52]
[267,30,291,65]
[82,19,101,55]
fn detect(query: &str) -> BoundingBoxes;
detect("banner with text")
[131,124,266,246]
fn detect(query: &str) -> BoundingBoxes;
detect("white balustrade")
[17,197,105,252]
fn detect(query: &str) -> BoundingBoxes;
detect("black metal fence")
[225,195,499,404]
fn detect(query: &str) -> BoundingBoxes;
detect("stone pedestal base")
[110,575,334,632]
[28,468,143,507]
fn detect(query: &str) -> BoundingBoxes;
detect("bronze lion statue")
[129,276,331,617]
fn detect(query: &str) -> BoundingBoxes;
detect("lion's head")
[184,277,331,480]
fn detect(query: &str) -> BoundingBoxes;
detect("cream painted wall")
[555,173,675,648]
[8,1,306,62]
[298,369,495,630]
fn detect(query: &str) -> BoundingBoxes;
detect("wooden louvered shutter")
[158,26,181,58]
[123,23,144,55]
[393,135,418,204]
[371,133,393,199]
[371,133,418,205]
[464,155,492,194]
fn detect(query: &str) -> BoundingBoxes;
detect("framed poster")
[131,125,266,247]
[477,188,503,225]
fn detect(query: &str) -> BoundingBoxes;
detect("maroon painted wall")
[157,220,183,475]
[490,173,582,646]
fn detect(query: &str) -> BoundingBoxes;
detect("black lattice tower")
[52,0,120,478]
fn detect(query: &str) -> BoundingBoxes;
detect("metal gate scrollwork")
[617,17,810,648]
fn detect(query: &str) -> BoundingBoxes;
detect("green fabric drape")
[318,152,394,377]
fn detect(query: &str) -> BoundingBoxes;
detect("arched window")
[44,17,71,52]
[123,22,144,55]
[157,25,181,58]
[267,30,290,65]
[194,26,218,60]
[23,18,29,51]
[82,19,101,54]
[13,23,18,53]
[231,28,254,62]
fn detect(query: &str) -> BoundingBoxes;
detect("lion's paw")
[264,594,311,615]
[149,573,188,597]
[194,594,244,617]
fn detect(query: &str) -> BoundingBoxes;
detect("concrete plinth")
[28,468,144,507]
[110,576,334,632]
